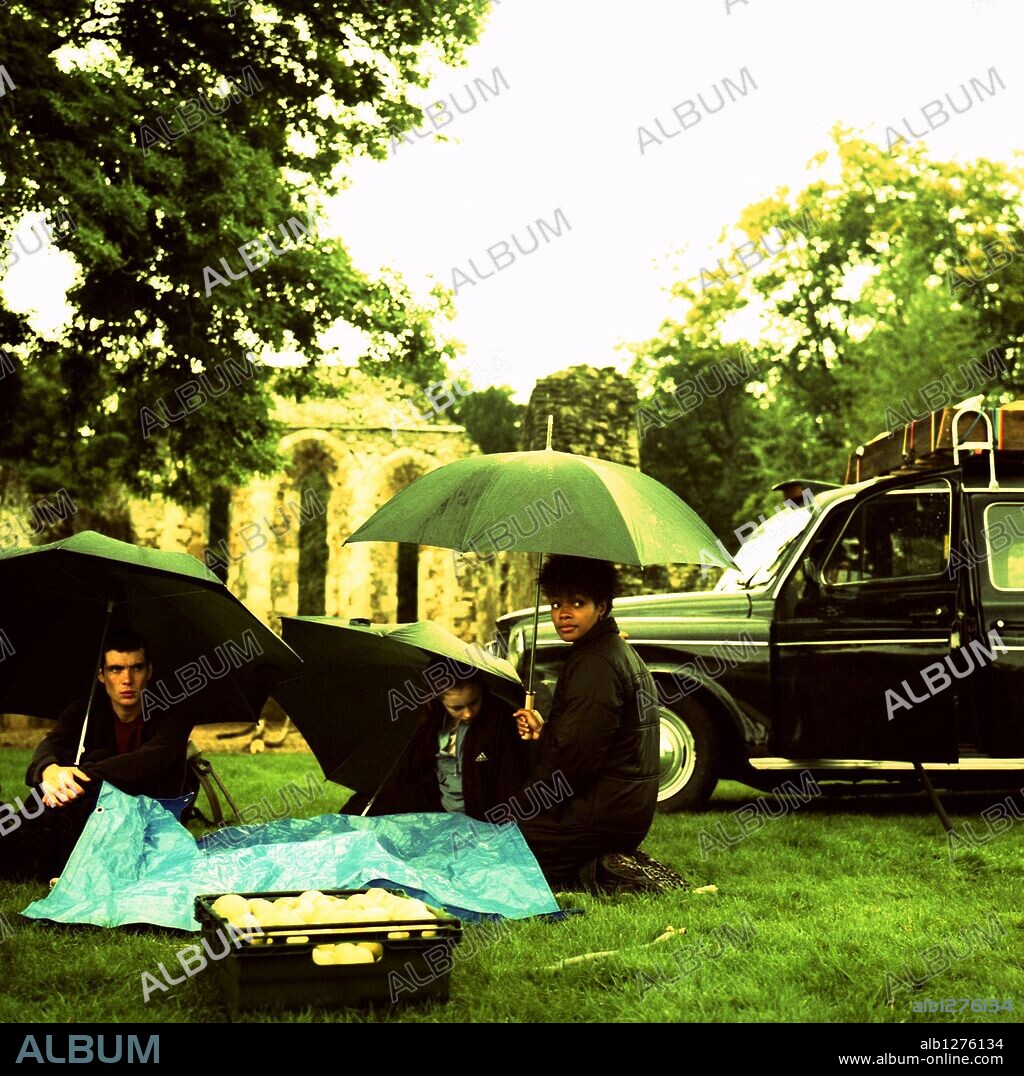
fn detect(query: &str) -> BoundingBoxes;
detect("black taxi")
[495,409,1024,809]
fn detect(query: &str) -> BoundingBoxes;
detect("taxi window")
[823,486,950,585]
[983,503,1024,590]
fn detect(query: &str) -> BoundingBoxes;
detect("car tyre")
[656,697,719,811]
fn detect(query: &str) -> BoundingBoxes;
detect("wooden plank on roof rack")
[845,402,1024,484]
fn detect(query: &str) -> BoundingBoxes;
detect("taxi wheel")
[656,698,719,811]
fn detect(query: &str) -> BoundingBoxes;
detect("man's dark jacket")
[342,692,529,822]
[521,616,660,843]
[26,694,193,799]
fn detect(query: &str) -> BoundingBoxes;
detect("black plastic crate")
[194,888,462,1016]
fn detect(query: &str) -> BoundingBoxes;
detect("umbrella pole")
[360,727,421,817]
[75,600,114,766]
[525,552,544,711]
[524,414,554,710]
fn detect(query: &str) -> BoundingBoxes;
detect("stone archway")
[285,439,337,617]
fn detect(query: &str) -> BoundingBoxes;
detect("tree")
[630,127,1024,539]
[451,385,524,454]
[629,338,765,545]
[0,1,494,512]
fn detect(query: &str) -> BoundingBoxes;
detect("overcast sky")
[4,0,1021,404]
[332,0,1022,400]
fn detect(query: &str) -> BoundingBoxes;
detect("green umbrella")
[345,449,726,565]
[0,530,303,758]
[344,435,732,706]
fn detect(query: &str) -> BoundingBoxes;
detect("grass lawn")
[2,750,1023,1024]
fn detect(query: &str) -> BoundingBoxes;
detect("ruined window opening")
[396,542,419,623]
[297,470,330,616]
[207,486,231,584]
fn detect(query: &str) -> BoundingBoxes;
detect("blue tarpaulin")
[21,784,559,930]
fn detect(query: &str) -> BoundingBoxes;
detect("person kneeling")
[512,555,688,895]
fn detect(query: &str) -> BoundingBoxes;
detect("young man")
[0,629,194,881]
[513,556,687,894]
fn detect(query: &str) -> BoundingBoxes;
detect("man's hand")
[40,764,90,808]
[514,708,545,741]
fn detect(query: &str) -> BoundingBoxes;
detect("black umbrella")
[272,616,521,795]
[0,531,303,753]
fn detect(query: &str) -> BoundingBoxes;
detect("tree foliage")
[0,1,494,510]
[451,385,523,455]
[630,127,1024,543]
[631,340,764,541]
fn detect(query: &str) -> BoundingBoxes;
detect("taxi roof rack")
[951,403,997,488]
[844,399,1024,487]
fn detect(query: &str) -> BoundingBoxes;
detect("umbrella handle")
[524,692,535,711]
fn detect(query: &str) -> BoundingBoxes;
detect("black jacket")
[342,692,530,822]
[26,694,193,800]
[522,616,660,839]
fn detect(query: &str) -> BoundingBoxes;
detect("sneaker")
[630,849,692,890]
[594,850,691,895]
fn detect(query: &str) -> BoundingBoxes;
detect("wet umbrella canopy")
[344,443,733,704]
[345,448,729,567]
[771,478,839,496]
[0,531,303,741]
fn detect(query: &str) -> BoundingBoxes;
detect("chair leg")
[195,763,225,826]
[203,762,242,823]
[913,761,954,833]
[188,751,242,826]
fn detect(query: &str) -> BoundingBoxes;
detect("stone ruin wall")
[126,373,497,643]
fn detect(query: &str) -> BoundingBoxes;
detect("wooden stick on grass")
[540,925,686,972]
